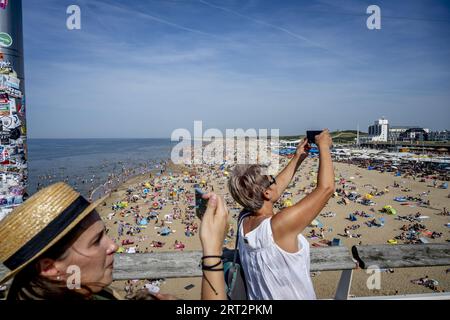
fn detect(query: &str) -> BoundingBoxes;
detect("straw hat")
[0,182,107,285]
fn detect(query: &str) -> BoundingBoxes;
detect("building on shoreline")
[430,130,450,142]
[367,118,389,142]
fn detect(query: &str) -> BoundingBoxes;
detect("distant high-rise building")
[368,118,389,142]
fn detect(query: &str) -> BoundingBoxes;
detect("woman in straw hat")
[0,182,229,300]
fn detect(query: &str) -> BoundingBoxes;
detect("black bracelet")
[202,268,224,271]
[201,255,223,260]
[202,259,222,268]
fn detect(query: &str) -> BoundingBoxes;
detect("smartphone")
[195,187,208,220]
[306,130,322,144]
[184,284,195,290]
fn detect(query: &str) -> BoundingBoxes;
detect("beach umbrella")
[144,182,151,188]
[152,202,159,209]
[310,219,319,227]
[120,201,128,208]
[116,247,125,253]
[364,194,373,200]
[223,171,229,176]
[383,205,397,215]
[201,180,206,184]
[283,199,293,207]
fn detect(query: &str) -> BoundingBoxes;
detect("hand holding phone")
[195,187,208,220]
[306,130,323,144]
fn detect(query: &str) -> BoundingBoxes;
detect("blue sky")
[22,0,450,138]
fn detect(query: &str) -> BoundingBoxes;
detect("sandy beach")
[98,153,450,299]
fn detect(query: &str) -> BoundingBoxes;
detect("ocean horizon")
[26,138,177,197]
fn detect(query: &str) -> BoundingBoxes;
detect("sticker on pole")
[0,0,8,10]
[0,33,13,48]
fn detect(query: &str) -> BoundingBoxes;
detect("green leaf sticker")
[0,32,13,48]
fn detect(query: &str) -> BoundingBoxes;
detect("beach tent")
[383,205,397,215]
[394,196,408,202]
[440,182,448,189]
[332,238,341,246]
[139,218,148,226]
[309,219,323,228]
[116,247,125,253]
[119,201,128,208]
[143,188,149,195]
[348,214,357,221]
[364,194,373,200]
[160,227,171,236]
[149,211,158,218]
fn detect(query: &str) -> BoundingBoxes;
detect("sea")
[27,139,176,197]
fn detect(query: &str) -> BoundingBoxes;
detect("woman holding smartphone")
[228,129,335,300]
[0,183,229,300]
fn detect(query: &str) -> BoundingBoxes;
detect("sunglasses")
[267,175,276,187]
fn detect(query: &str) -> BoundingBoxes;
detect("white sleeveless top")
[238,217,316,300]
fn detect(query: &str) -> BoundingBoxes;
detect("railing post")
[334,269,353,300]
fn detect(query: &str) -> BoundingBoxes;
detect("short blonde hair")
[228,164,271,212]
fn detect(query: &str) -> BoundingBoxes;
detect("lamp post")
[0,0,27,220]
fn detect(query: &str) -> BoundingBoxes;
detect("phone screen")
[195,187,208,220]
[306,130,322,144]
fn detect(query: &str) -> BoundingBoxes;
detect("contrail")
[96,0,222,39]
[198,0,365,64]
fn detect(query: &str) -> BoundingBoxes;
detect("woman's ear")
[37,258,60,278]
[263,189,271,201]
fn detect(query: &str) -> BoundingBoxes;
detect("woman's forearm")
[201,254,227,300]
[275,154,305,197]
[317,145,334,193]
